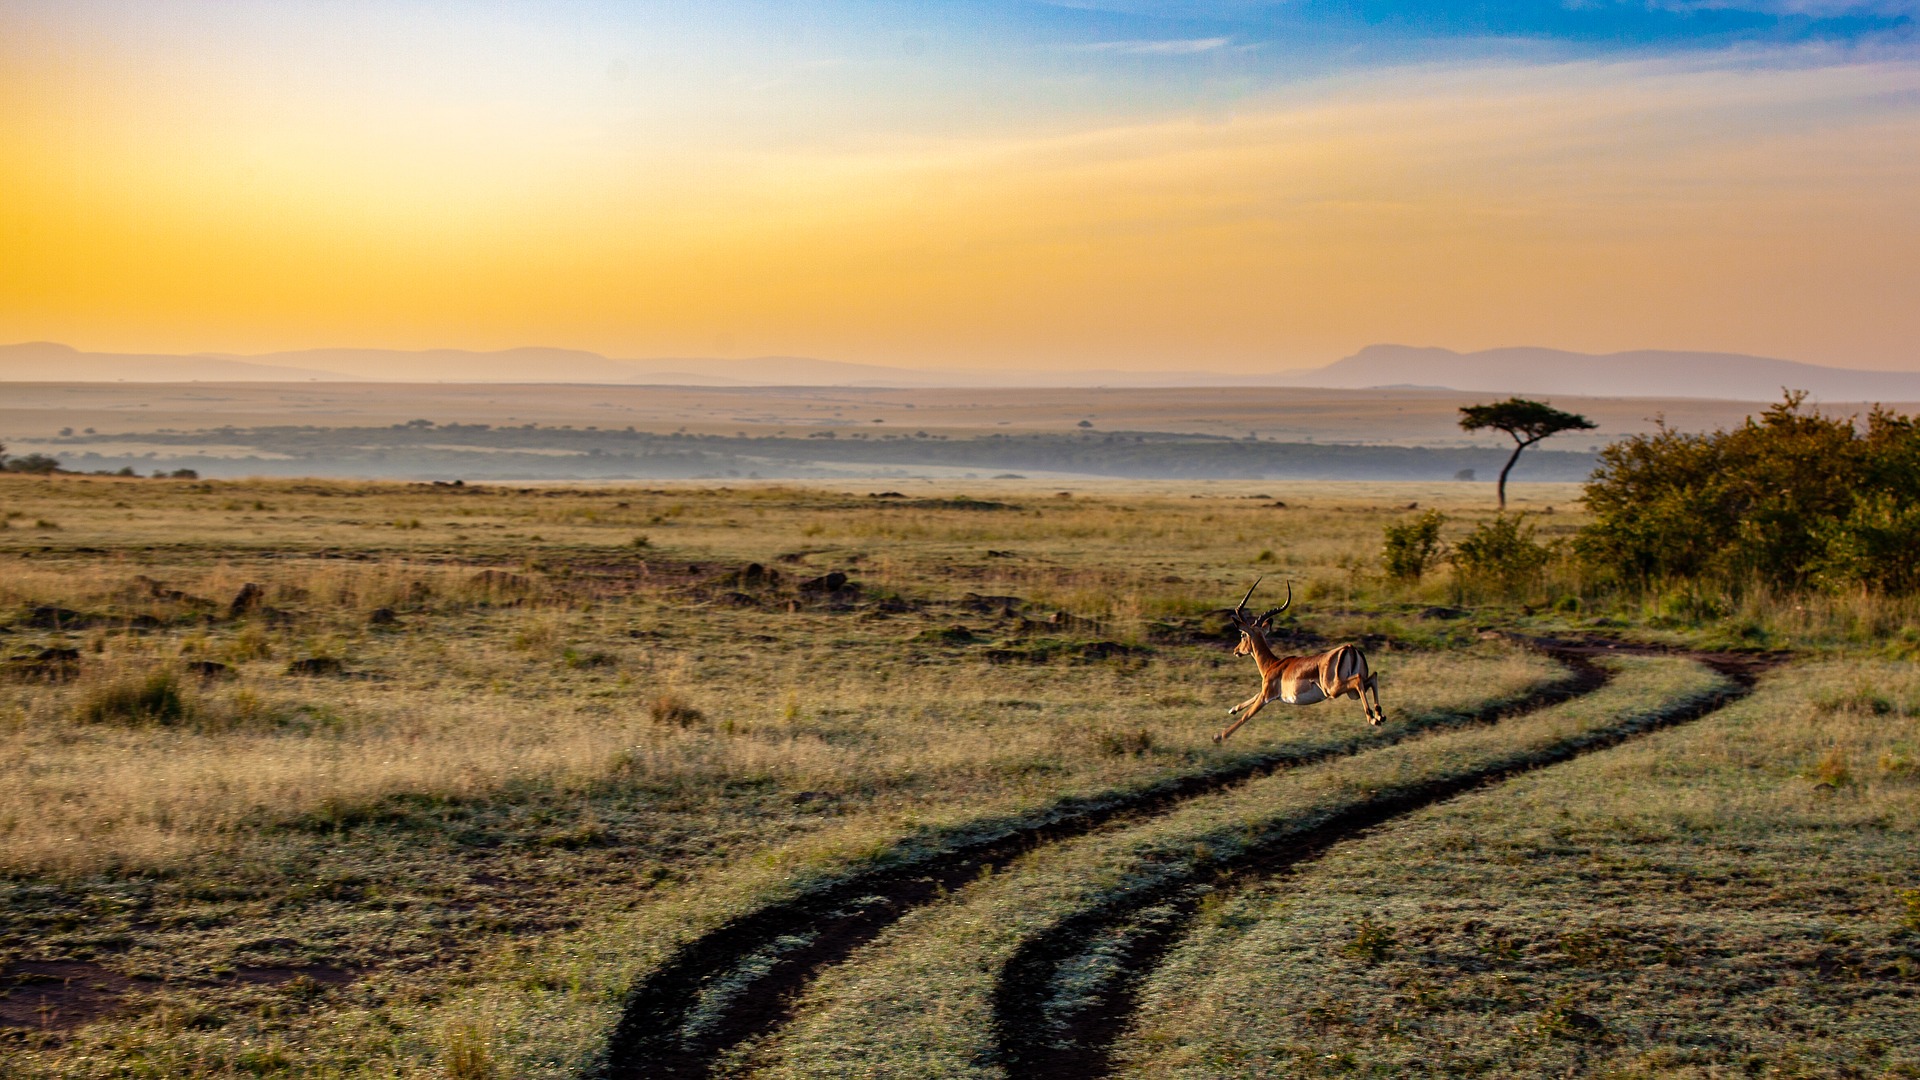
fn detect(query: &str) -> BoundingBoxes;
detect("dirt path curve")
[597,647,1612,1079]
[989,641,1784,1080]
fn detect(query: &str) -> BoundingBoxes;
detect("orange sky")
[3,3,1918,372]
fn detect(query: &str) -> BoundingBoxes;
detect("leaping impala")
[1216,578,1384,742]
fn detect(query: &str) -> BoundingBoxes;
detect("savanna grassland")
[0,473,1914,1078]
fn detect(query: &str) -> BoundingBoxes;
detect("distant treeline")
[41,423,1598,482]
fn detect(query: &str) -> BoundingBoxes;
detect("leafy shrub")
[1580,393,1920,592]
[1451,514,1549,591]
[1382,509,1447,582]
[3,452,61,474]
[1811,493,1920,594]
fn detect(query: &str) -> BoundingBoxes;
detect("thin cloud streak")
[1071,36,1234,55]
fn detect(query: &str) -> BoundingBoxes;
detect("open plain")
[0,473,1914,1078]
[9,382,1901,483]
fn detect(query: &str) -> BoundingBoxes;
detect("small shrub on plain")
[1382,509,1447,582]
[1451,514,1549,592]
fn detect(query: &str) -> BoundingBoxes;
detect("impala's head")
[1228,578,1291,655]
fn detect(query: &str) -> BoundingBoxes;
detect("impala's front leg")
[1225,690,1262,716]
[1213,694,1269,744]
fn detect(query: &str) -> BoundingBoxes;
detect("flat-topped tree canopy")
[1460,397,1597,509]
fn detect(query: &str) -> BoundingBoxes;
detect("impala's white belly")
[1276,684,1327,706]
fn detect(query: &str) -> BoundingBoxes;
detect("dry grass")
[0,471,1895,1078]
[0,475,1572,878]
[753,657,1727,1078]
[1119,659,1920,1078]
[0,473,1572,1077]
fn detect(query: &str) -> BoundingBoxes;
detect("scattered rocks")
[798,571,849,594]
[709,563,781,590]
[23,605,90,630]
[1,647,82,683]
[368,607,399,626]
[131,575,212,606]
[960,593,1023,616]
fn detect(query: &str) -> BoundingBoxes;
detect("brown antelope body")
[1217,579,1384,742]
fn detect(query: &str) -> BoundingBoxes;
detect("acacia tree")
[1459,397,1596,510]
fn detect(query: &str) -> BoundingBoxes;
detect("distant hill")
[5,340,1919,399]
[0,342,1308,387]
[0,342,351,382]
[1287,345,1920,403]
[0,342,1000,386]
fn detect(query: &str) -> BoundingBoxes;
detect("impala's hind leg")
[1364,672,1384,724]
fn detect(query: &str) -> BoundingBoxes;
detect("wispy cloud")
[1073,37,1232,55]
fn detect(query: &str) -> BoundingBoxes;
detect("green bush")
[1812,493,1920,594]
[1382,509,1446,582]
[1579,393,1920,592]
[4,452,61,475]
[1452,514,1549,591]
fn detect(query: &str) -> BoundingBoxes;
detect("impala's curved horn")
[1255,580,1292,625]
[1233,577,1262,623]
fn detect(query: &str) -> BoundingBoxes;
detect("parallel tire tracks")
[598,650,1609,1079]
[989,647,1776,1080]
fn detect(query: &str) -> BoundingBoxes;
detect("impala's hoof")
[1210,733,1223,745]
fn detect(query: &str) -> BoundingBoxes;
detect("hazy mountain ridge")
[1304,345,1920,402]
[0,342,352,382]
[5,341,1918,401]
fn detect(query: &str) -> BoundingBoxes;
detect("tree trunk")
[1495,439,1529,510]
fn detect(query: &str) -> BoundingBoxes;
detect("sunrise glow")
[3,2,1917,371]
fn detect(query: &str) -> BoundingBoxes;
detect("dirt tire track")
[989,645,1781,1080]
[596,651,1610,1079]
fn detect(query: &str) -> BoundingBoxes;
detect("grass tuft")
[73,665,192,726]
[1341,914,1397,964]
[649,693,704,727]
